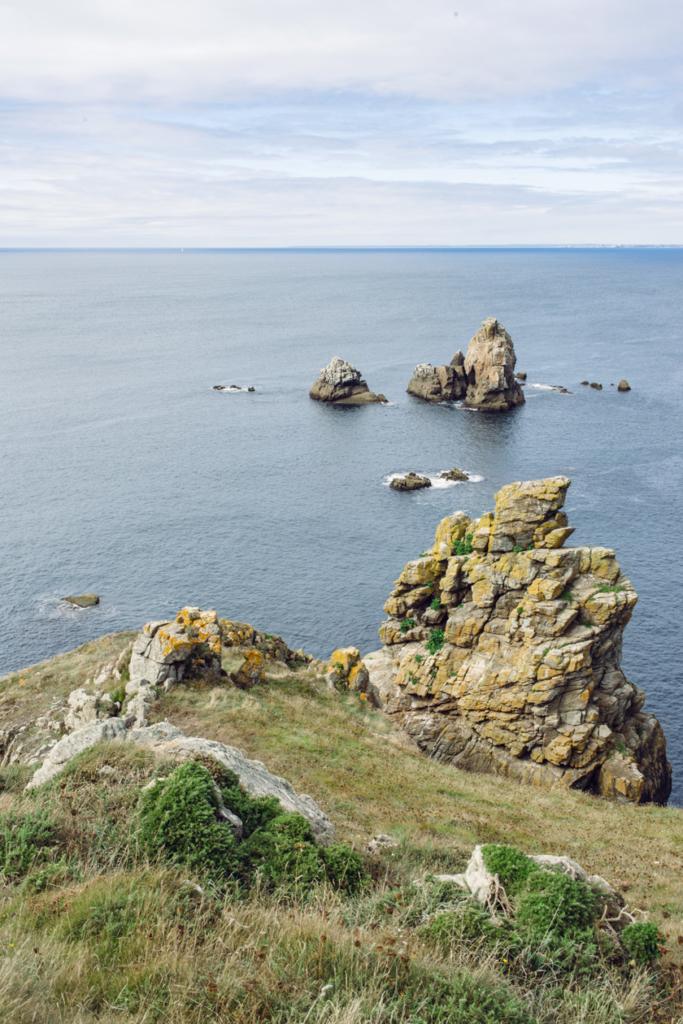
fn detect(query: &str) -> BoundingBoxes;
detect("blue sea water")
[1,248,682,801]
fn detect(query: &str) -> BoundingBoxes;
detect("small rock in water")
[589,382,603,390]
[617,379,631,392]
[62,593,99,608]
[515,371,527,380]
[213,385,226,390]
[390,473,431,491]
[247,387,255,392]
[580,380,589,385]
[438,467,469,482]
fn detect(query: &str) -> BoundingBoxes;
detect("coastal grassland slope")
[1,635,683,1023]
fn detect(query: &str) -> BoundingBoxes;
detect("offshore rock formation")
[310,357,386,404]
[407,352,468,403]
[390,473,432,491]
[464,318,525,411]
[368,476,671,805]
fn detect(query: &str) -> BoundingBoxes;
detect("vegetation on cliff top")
[0,632,682,1023]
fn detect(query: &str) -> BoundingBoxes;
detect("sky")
[1,0,682,245]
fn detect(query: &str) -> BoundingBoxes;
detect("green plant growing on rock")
[559,590,573,603]
[425,629,445,655]
[621,921,664,965]
[481,845,539,897]
[430,597,442,610]
[452,534,474,556]
[400,617,416,633]
[597,584,626,594]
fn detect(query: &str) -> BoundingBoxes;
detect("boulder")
[326,646,380,705]
[62,593,99,608]
[390,473,431,491]
[407,353,468,403]
[309,357,386,404]
[26,719,335,844]
[617,379,631,392]
[438,467,469,482]
[128,607,221,691]
[64,688,117,732]
[376,476,671,805]
[590,382,603,390]
[232,650,266,690]
[463,318,525,411]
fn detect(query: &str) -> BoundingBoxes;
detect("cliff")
[370,476,671,804]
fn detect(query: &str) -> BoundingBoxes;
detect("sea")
[1,248,682,802]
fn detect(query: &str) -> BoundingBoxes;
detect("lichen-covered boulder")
[375,476,671,805]
[128,607,221,691]
[232,650,266,690]
[463,318,525,411]
[326,647,380,705]
[407,353,468,403]
[310,357,386,404]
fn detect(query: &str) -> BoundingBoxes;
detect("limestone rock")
[390,473,431,492]
[232,650,266,690]
[407,353,468,403]
[376,476,671,805]
[129,607,221,691]
[617,379,631,392]
[62,593,99,608]
[463,318,525,411]
[310,357,385,404]
[27,718,129,788]
[64,688,117,733]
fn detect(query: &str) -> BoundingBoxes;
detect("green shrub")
[0,811,60,879]
[400,617,416,633]
[515,870,598,938]
[596,583,626,594]
[481,845,539,896]
[430,597,442,610]
[622,921,663,964]
[452,535,473,556]
[425,629,445,655]
[140,761,238,877]
[141,760,367,895]
[421,905,509,947]
[559,590,573,603]
[109,684,127,707]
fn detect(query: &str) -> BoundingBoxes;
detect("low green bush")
[452,534,474,556]
[400,617,416,633]
[481,845,538,896]
[621,921,663,964]
[0,810,60,879]
[425,629,445,655]
[430,597,442,610]
[515,870,598,938]
[140,760,367,895]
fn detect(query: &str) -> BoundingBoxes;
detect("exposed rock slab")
[310,357,386,404]
[26,717,335,844]
[129,607,221,691]
[464,318,525,411]
[375,476,671,804]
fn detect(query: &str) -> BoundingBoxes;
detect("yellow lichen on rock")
[374,475,671,805]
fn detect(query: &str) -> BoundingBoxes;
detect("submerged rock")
[62,593,99,608]
[464,318,525,411]
[390,473,431,491]
[370,475,671,805]
[407,352,468,403]
[310,357,386,404]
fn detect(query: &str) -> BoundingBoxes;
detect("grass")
[1,635,683,1022]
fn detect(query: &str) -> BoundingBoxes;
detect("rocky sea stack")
[366,475,671,805]
[310,356,386,404]
[463,317,525,411]
[407,318,525,411]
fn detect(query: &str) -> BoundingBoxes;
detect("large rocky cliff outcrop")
[367,476,670,805]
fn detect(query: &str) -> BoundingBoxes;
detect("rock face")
[370,476,671,805]
[62,593,99,608]
[390,473,431,492]
[26,717,335,844]
[310,357,386,404]
[407,353,468,403]
[463,318,525,411]
[129,607,222,692]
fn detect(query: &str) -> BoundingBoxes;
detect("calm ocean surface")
[1,249,682,801]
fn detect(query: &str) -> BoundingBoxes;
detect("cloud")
[1,0,682,243]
